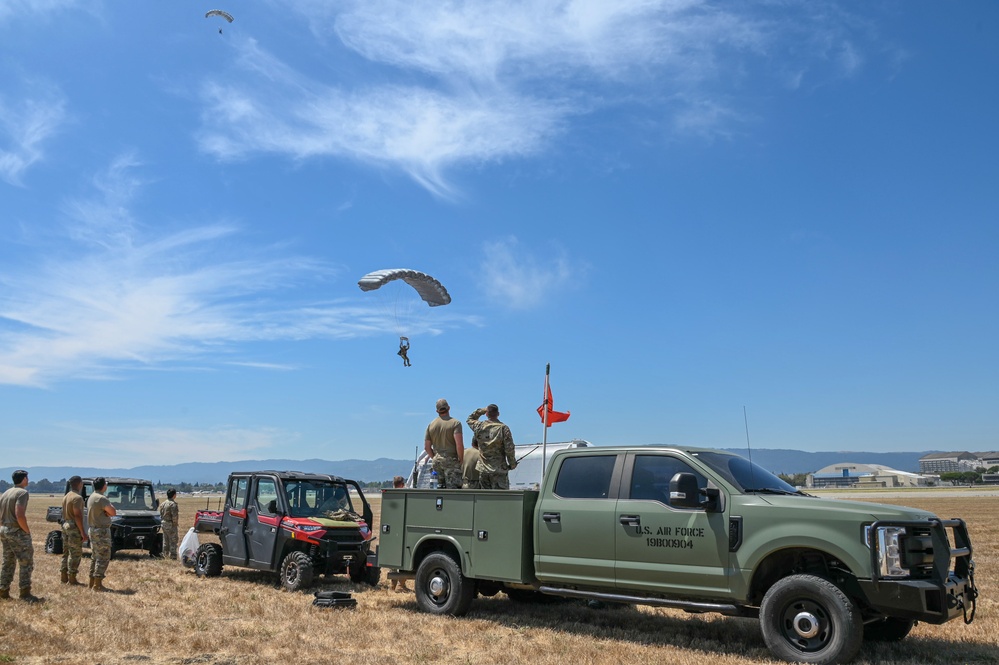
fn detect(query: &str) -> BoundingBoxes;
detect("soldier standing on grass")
[466,405,517,490]
[60,476,86,585]
[0,469,42,602]
[86,477,116,591]
[159,489,179,559]
[424,399,464,489]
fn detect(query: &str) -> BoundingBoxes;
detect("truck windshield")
[284,480,354,518]
[691,452,800,495]
[105,483,156,510]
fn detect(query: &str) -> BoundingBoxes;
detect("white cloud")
[0,90,67,186]
[478,236,577,310]
[0,156,473,387]
[198,1,872,196]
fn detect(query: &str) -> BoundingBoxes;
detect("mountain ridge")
[3,448,940,484]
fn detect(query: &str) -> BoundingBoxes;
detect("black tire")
[414,552,475,616]
[194,543,223,578]
[359,565,381,587]
[760,574,863,665]
[864,617,915,642]
[45,530,63,555]
[149,534,164,558]
[280,551,314,592]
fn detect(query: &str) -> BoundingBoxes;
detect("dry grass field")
[1,492,996,664]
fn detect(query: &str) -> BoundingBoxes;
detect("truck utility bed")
[379,488,538,584]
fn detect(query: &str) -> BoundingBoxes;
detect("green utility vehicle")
[377,446,978,665]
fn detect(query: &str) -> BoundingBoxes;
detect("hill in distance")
[4,448,938,485]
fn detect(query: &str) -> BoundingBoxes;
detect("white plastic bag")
[179,527,200,567]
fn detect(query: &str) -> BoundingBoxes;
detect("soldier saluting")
[466,404,517,489]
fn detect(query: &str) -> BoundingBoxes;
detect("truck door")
[246,476,282,570]
[615,453,731,596]
[220,476,250,566]
[534,453,622,588]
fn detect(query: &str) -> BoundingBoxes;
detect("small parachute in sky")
[357,269,451,307]
[205,10,234,23]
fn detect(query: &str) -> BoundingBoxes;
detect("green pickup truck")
[377,445,978,665]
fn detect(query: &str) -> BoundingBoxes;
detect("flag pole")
[542,363,551,474]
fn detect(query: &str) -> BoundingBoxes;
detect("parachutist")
[219,28,223,34]
[398,337,411,367]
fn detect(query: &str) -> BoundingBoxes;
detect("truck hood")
[754,494,936,521]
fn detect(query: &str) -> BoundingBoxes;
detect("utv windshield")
[284,480,355,518]
[691,452,800,495]
[105,483,157,510]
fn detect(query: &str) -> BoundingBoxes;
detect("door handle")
[619,515,641,527]
[542,512,561,524]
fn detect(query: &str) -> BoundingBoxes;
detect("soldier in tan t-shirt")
[60,476,86,585]
[424,399,464,489]
[86,478,116,591]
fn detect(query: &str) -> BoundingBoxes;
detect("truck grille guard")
[868,517,977,623]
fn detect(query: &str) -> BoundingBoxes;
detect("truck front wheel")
[760,574,862,665]
[280,551,314,592]
[415,552,474,616]
[194,543,223,577]
[45,530,63,555]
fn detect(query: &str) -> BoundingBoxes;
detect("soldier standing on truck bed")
[86,478,116,591]
[60,476,86,585]
[159,489,179,559]
[425,398,464,489]
[466,405,517,489]
[462,435,481,489]
[0,470,42,602]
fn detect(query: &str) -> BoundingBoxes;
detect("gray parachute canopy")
[357,269,451,307]
[205,10,234,22]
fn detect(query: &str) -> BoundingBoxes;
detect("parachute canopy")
[205,10,234,22]
[357,269,451,307]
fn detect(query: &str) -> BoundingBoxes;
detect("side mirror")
[153,499,160,509]
[669,473,702,508]
[266,499,282,515]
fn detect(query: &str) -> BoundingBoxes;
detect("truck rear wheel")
[45,530,63,555]
[194,543,223,577]
[280,551,314,592]
[760,574,862,665]
[415,552,474,616]
[864,617,914,642]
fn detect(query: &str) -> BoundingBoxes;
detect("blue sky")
[2,1,997,469]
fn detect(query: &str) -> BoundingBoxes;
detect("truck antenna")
[744,406,758,491]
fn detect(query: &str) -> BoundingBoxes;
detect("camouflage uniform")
[467,408,517,490]
[159,499,179,559]
[426,414,464,489]
[87,491,114,580]
[462,446,481,489]
[0,486,33,592]
[60,490,85,577]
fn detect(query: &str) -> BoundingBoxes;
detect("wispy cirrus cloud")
[198,1,875,196]
[0,89,67,186]
[478,236,578,310]
[0,156,471,387]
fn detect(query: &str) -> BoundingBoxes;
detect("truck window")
[553,455,616,499]
[229,477,248,510]
[630,455,708,507]
[255,479,278,514]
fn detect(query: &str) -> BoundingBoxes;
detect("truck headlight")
[110,515,124,523]
[153,515,162,523]
[297,525,324,532]
[865,525,909,578]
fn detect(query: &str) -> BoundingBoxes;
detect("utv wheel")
[45,530,63,555]
[760,574,862,665]
[415,552,474,616]
[350,563,381,587]
[864,617,915,642]
[280,551,314,592]
[149,534,164,558]
[194,543,223,578]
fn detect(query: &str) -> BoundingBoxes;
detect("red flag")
[538,383,570,426]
